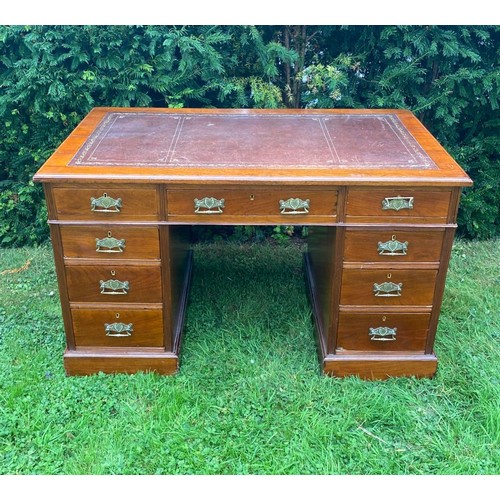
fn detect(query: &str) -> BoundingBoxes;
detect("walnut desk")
[33,108,472,379]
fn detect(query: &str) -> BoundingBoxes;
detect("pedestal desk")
[33,108,472,379]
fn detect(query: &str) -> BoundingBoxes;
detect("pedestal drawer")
[167,188,337,223]
[60,225,160,260]
[52,186,160,221]
[66,265,162,303]
[337,312,430,352]
[72,308,164,347]
[346,188,451,223]
[340,269,438,306]
[344,228,445,263]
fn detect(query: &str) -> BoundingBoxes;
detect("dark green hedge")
[1,25,498,246]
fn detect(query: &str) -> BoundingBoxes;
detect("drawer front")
[72,308,163,347]
[167,188,337,222]
[66,265,162,303]
[337,312,430,352]
[346,189,451,222]
[52,186,160,221]
[344,229,445,263]
[60,225,160,260]
[341,269,437,306]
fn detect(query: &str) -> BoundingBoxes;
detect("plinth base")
[64,348,179,375]
[322,353,438,380]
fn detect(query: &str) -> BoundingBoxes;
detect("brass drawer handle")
[377,235,408,255]
[99,279,129,295]
[90,193,122,212]
[373,281,403,297]
[104,322,133,337]
[95,232,126,253]
[279,198,310,214]
[194,197,225,214]
[369,326,397,341]
[382,196,414,211]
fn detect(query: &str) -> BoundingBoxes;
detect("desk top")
[34,108,472,186]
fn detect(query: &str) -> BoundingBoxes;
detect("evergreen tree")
[0,25,498,246]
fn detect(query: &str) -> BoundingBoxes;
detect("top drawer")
[51,186,160,221]
[167,188,337,223]
[346,188,452,223]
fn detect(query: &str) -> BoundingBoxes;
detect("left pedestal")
[45,183,192,376]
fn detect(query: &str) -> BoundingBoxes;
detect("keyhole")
[111,270,116,276]
[387,273,392,279]
[115,313,120,319]
[250,194,255,201]
[391,234,397,241]
[108,231,112,237]
[382,316,387,322]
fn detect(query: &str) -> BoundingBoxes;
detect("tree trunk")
[282,25,309,108]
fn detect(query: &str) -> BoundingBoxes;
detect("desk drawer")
[66,265,162,303]
[72,308,164,347]
[52,186,159,221]
[60,225,160,260]
[344,228,445,263]
[337,312,429,352]
[167,188,337,222]
[346,188,451,223]
[341,269,437,306]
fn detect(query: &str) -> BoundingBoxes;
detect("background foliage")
[1,25,499,246]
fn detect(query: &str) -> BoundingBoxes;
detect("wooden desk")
[33,108,472,379]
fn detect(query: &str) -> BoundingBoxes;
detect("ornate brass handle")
[373,281,403,297]
[100,279,129,295]
[95,232,126,253]
[382,196,414,211]
[90,193,122,212]
[194,197,225,214]
[279,198,310,214]
[377,235,408,255]
[104,322,133,337]
[369,326,397,341]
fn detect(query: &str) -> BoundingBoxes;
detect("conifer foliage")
[0,25,498,246]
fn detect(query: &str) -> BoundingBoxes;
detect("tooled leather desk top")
[69,111,436,170]
[33,108,472,186]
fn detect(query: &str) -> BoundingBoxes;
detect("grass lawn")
[0,237,498,476]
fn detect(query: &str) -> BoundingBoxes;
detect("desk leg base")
[63,349,179,376]
[322,353,438,380]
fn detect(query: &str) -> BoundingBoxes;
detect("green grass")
[0,239,498,475]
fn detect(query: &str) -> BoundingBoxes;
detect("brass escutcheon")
[100,279,129,295]
[369,326,397,341]
[194,197,225,214]
[377,234,409,256]
[381,196,414,211]
[373,281,403,297]
[105,321,133,337]
[279,198,310,215]
[90,193,122,212]
[95,232,126,253]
